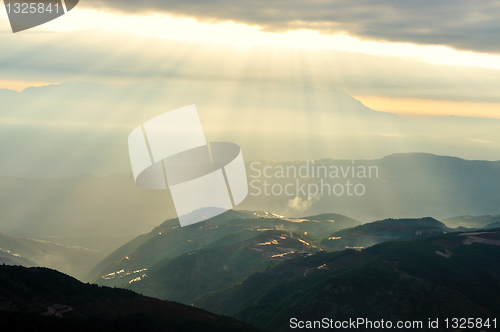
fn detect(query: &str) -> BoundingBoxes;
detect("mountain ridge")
[0,265,261,332]
[84,210,360,285]
[0,232,104,280]
[194,231,500,331]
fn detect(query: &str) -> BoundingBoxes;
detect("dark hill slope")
[196,231,500,331]
[0,265,260,332]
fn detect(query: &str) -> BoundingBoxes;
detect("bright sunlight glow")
[2,8,500,70]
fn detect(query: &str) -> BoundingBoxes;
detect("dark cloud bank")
[85,0,500,53]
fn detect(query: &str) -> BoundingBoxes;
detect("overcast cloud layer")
[83,0,500,54]
[1,25,500,103]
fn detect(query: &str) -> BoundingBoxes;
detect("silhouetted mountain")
[3,153,500,259]
[2,81,500,180]
[84,211,359,286]
[485,222,500,229]
[443,215,500,229]
[0,233,104,280]
[321,217,449,250]
[0,174,173,252]
[0,265,260,332]
[194,231,500,331]
[242,153,500,221]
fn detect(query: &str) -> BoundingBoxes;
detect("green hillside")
[195,231,500,331]
[128,230,320,303]
[84,210,360,286]
[321,217,449,250]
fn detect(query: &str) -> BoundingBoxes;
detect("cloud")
[467,138,493,144]
[287,196,319,213]
[1,26,500,103]
[1,80,500,178]
[81,0,500,53]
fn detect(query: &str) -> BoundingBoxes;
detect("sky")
[1,1,500,235]
[0,1,500,118]
[2,0,500,271]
